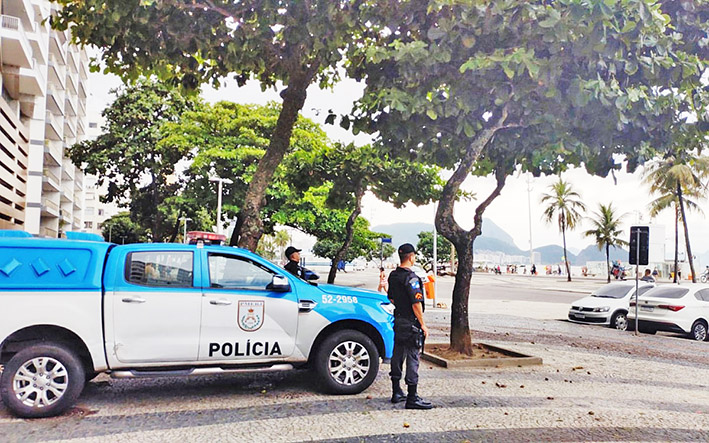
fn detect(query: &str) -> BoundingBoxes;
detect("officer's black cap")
[285,246,301,258]
[398,243,416,255]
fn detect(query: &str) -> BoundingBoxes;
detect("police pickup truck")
[0,235,394,418]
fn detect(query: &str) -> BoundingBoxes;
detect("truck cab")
[0,237,394,418]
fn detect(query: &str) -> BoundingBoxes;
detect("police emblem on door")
[238,300,265,332]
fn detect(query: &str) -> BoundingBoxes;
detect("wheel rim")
[694,323,707,341]
[328,340,371,386]
[614,314,628,331]
[12,357,69,408]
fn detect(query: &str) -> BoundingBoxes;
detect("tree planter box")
[421,342,542,368]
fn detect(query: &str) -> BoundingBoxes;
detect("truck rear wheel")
[0,343,86,418]
[314,330,379,395]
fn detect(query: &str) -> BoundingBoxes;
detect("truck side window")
[125,251,194,287]
[208,254,275,291]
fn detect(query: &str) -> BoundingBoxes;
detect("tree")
[53,0,383,251]
[101,212,148,244]
[161,101,330,236]
[273,230,291,261]
[645,151,709,283]
[583,203,628,283]
[541,179,586,282]
[68,80,196,242]
[285,143,440,283]
[417,231,452,271]
[348,1,709,353]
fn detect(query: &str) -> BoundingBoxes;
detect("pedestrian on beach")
[378,267,388,293]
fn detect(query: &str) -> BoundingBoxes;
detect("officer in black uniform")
[284,246,304,279]
[388,243,433,409]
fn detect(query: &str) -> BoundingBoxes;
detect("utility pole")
[527,174,534,267]
[210,176,233,235]
[432,204,438,309]
[180,216,192,244]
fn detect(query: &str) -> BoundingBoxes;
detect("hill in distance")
[372,219,630,265]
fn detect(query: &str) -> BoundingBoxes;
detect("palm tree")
[645,152,709,283]
[541,178,586,282]
[583,203,628,283]
[273,229,290,261]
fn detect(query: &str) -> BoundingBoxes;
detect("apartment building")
[0,0,88,237]
[82,117,119,237]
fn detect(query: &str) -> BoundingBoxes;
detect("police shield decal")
[238,300,265,332]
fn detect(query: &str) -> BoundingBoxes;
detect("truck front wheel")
[314,330,380,395]
[0,343,86,418]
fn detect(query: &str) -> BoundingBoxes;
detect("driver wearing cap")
[284,246,305,279]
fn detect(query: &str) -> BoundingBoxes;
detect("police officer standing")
[388,243,433,409]
[284,246,304,279]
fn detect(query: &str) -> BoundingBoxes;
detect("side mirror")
[269,275,291,292]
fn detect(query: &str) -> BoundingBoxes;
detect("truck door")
[199,252,298,362]
[109,250,202,363]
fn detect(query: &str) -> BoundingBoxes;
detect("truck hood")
[318,284,388,303]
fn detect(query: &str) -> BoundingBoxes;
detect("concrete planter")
[421,342,542,368]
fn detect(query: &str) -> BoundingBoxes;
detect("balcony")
[40,198,59,217]
[47,53,66,88]
[76,118,85,136]
[66,70,78,95]
[1,57,45,101]
[65,93,77,116]
[44,111,62,140]
[78,79,87,98]
[18,93,35,119]
[43,141,62,167]
[62,160,75,180]
[46,84,64,115]
[39,226,58,238]
[66,48,79,73]
[64,117,76,138]
[1,15,33,69]
[27,22,47,64]
[79,58,88,80]
[49,30,66,64]
[78,97,86,116]
[42,167,60,191]
[4,0,35,27]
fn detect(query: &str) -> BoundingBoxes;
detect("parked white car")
[568,282,655,330]
[628,284,709,341]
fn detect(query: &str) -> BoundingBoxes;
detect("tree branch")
[470,167,507,239]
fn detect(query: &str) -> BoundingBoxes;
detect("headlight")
[381,302,395,316]
[593,306,610,312]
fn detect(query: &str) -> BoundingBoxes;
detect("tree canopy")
[53,0,384,251]
[348,0,709,353]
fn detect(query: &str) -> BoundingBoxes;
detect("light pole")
[180,216,192,243]
[527,174,534,268]
[209,177,233,235]
[432,203,437,308]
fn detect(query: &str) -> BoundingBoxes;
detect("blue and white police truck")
[0,234,394,418]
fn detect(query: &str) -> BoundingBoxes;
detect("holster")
[394,317,424,349]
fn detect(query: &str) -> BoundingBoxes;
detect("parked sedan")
[628,284,709,341]
[568,282,655,330]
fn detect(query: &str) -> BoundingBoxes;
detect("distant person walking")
[531,264,537,276]
[378,267,388,293]
[641,269,655,282]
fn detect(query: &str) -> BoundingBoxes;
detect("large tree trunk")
[677,186,696,283]
[450,237,474,354]
[605,243,610,283]
[168,213,181,243]
[561,209,571,282]
[327,187,364,284]
[674,204,679,283]
[229,68,316,251]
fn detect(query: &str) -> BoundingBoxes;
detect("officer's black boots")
[391,380,406,403]
[405,384,433,409]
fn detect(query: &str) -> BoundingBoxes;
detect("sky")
[87,70,709,262]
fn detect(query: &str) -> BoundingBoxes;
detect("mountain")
[372,219,632,265]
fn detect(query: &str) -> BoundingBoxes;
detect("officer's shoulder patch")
[415,292,423,300]
[409,278,421,290]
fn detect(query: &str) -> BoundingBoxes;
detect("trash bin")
[424,274,435,300]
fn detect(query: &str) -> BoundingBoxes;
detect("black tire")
[690,320,709,342]
[314,330,380,395]
[0,343,86,418]
[638,323,657,335]
[610,311,628,331]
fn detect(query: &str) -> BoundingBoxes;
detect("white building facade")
[0,0,88,237]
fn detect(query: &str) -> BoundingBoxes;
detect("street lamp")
[209,176,233,235]
[180,216,192,243]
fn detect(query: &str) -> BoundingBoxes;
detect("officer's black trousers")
[389,341,420,386]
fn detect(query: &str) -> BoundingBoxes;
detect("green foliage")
[165,101,330,234]
[68,80,197,242]
[101,212,149,244]
[416,231,452,266]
